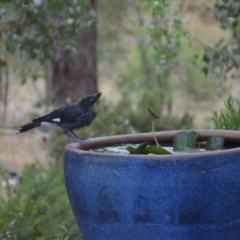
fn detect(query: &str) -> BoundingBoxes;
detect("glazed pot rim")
[64,129,240,160]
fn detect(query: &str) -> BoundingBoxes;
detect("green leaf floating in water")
[126,146,136,154]
[205,136,224,150]
[134,142,149,154]
[127,142,172,155]
[173,131,198,151]
[144,146,172,155]
[127,142,149,154]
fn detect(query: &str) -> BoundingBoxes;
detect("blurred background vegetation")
[0,0,240,238]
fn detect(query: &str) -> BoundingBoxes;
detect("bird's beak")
[90,92,102,104]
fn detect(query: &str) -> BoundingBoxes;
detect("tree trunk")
[51,0,98,106]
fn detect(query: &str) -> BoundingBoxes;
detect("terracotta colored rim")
[65,129,240,160]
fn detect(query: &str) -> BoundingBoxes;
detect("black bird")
[17,92,102,143]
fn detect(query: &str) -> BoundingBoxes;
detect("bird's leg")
[69,130,88,141]
[64,130,86,144]
[64,130,75,141]
[70,130,80,139]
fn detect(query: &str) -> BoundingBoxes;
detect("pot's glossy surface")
[64,130,240,240]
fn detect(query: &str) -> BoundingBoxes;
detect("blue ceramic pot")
[63,130,240,240]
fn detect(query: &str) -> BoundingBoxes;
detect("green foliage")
[212,98,240,130]
[202,0,240,78]
[179,42,228,100]
[99,100,193,134]
[149,0,189,65]
[97,0,129,63]
[113,0,194,132]
[118,62,194,132]
[0,0,94,81]
[0,163,80,239]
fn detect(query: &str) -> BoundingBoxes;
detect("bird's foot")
[78,136,88,140]
[65,131,88,144]
[73,138,87,145]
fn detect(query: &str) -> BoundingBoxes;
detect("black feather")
[18,122,41,133]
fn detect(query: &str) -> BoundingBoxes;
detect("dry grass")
[0,78,49,173]
[0,134,47,172]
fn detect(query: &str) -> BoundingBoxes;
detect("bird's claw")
[78,136,88,140]
[73,138,86,145]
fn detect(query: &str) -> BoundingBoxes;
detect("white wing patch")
[52,118,61,122]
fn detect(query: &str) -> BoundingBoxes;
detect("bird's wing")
[32,104,82,124]
[32,108,63,123]
[60,111,91,125]
[57,104,84,124]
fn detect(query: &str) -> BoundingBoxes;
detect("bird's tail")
[17,122,40,134]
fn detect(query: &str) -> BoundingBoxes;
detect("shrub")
[212,98,240,130]
[0,163,80,239]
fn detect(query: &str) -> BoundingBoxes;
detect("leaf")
[202,51,210,63]
[14,35,26,45]
[89,9,97,18]
[126,146,136,154]
[205,136,224,151]
[148,108,159,119]
[127,142,149,154]
[201,66,209,76]
[134,142,149,154]
[33,0,43,7]
[144,146,172,155]
[173,131,198,151]
[67,18,74,25]
[32,73,39,81]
